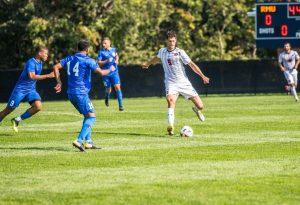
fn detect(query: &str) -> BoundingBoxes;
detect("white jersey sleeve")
[157,48,164,59]
[179,49,191,65]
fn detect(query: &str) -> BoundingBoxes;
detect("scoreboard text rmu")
[256,0,300,48]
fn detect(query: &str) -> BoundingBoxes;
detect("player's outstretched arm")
[188,61,210,84]
[98,59,109,67]
[94,67,110,76]
[28,71,54,81]
[53,63,63,93]
[141,57,161,69]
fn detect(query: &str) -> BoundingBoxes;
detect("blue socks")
[105,91,110,101]
[116,90,123,108]
[20,110,32,120]
[77,117,96,143]
[85,132,92,144]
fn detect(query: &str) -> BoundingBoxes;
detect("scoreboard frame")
[255,1,300,48]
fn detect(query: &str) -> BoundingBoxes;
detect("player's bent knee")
[33,102,42,112]
[167,98,176,107]
[86,112,96,118]
[114,84,121,90]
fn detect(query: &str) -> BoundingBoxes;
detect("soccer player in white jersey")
[142,31,210,135]
[278,42,300,102]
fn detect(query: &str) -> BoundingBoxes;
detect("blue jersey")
[97,48,118,75]
[14,58,43,92]
[60,53,98,95]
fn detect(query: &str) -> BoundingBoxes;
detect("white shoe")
[192,107,205,122]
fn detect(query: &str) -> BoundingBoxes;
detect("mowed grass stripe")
[1,158,299,196]
[0,95,299,204]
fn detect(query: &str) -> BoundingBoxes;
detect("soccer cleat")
[192,107,205,122]
[105,98,109,107]
[119,106,124,111]
[167,125,174,136]
[84,143,101,150]
[72,141,85,152]
[296,97,299,102]
[11,118,19,133]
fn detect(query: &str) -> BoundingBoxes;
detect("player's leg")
[114,84,124,111]
[179,84,205,122]
[103,76,111,107]
[105,87,112,107]
[111,73,124,111]
[0,107,14,123]
[11,92,42,132]
[0,90,24,123]
[291,70,299,101]
[190,96,205,121]
[82,112,100,150]
[284,71,297,101]
[166,93,178,136]
[69,94,99,151]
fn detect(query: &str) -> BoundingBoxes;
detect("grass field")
[0,95,299,205]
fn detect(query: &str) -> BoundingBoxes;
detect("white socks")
[291,86,299,101]
[15,116,22,122]
[167,108,174,126]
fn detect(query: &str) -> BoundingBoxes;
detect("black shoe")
[105,98,109,107]
[11,118,19,133]
[72,141,85,152]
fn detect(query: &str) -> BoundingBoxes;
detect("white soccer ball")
[180,126,193,137]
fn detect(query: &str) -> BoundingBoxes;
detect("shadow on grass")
[0,146,70,152]
[93,131,175,138]
[0,133,14,137]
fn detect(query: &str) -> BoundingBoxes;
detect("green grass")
[0,95,299,205]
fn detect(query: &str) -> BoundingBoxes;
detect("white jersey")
[157,47,192,86]
[278,50,300,71]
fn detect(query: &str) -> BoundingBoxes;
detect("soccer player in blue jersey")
[97,37,124,111]
[53,40,110,152]
[0,46,54,132]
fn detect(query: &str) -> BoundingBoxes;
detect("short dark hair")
[35,45,48,54]
[78,40,90,51]
[102,37,111,42]
[284,42,291,47]
[166,30,177,39]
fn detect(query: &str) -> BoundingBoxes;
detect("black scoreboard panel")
[256,0,300,48]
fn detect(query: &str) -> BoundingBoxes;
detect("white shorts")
[165,83,198,99]
[284,69,298,86]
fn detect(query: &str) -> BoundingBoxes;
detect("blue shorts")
[102,72,121,88]
[68,94,94,115]
[7,90,41,109]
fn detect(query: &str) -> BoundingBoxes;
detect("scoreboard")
[256,0,300,48]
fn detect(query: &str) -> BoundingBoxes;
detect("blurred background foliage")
[0,0,263,69]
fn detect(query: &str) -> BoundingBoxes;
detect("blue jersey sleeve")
[97,51,104,61]
[25,60,36,74]
[88,59,99,72]
[60,56,73,69]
